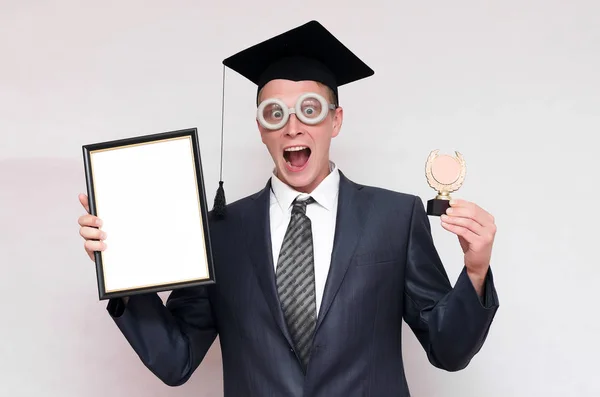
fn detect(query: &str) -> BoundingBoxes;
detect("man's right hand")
[78,193,107,261]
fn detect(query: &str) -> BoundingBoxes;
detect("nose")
[285,114,303,137]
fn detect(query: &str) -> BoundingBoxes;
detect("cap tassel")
[213,180,226,218]
[212,65,227,219]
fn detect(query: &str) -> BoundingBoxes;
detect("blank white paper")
[89,136,209,293]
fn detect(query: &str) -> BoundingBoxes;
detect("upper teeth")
[285,146,307,152]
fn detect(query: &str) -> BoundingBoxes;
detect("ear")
[331,106,343,138]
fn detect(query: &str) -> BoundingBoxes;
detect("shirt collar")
[270,161,340,213]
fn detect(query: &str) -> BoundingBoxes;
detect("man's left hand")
[440,199,496,295]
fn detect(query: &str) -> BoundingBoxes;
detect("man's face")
[257,79,343,193]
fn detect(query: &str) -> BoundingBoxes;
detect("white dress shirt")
[269,162,340,316]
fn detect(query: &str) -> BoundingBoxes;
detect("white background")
[1,0,598,396]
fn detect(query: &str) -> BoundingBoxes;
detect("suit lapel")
[244,173,367,343]
[245,181,295,349]
[315,172,366,332]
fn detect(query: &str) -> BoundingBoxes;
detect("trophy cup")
[425,150,466,216]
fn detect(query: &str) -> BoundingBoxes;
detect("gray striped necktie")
[276,197,316,370]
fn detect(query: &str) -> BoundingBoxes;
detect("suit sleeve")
[402,196,499,371]
[105,285,218,386]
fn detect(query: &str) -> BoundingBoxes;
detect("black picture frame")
[82,127,216,300]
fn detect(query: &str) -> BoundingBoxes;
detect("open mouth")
[283,146,312,171]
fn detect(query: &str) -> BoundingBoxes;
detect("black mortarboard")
[222,20,374,105]
[212,20,374,219]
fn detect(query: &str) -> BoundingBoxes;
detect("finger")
[445,206,486,228]
[78,214,102,228]
[84,240,106,252]
[79,193,90,213]
[441,214,484,236]
[450,199,494,223]
[440,220,479,244]
[79,226,107,241]
[447,201,490,227]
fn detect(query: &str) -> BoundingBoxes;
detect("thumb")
[79,193,90,213]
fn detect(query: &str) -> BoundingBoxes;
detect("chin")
[278,162,322,192]
[277,146,327,192]
[287,174,317,189]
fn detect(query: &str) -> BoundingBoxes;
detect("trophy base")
[427,198,450,217]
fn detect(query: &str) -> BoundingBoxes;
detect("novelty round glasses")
[257,92,336,130]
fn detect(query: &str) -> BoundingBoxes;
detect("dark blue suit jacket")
[107,171,499,396]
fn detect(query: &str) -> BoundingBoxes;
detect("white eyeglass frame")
[257,92,336,130]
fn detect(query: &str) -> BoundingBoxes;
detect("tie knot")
[292,197,315,214]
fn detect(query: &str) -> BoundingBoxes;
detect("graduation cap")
[212,20,374,219]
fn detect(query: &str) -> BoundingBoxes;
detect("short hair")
[256,81,338,107]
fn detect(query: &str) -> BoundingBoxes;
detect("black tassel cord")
[213,65,227,219]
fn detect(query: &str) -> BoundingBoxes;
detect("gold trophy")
[425,150,466,216]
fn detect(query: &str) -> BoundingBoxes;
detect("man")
[78,20,499,396]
